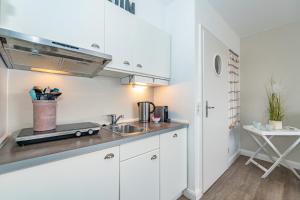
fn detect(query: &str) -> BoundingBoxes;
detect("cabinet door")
[133,19,171,79]
[0,147,120,200]
[160,129,187,200]
[0,0,105,53]
[104,2,134,72]
[120,149,159,200]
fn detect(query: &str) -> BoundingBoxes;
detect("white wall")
[154,0,200,198]
[240,22,300,163]
[134,0,166,30]
[3,0,167,134]
[0,61,7,139]
[7,70,153,134]
[196,0,240,54]
[154,0,240,198]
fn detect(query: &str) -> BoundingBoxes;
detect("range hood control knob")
[88,129,94,135]
[75,131,82,137]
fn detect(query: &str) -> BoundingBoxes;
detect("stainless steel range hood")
[0,28,112,78]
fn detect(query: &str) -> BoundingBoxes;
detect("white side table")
[243,125,300,179]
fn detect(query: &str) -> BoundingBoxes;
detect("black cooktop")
[16,122,100,146]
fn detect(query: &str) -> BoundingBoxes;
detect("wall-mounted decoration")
[108,0,135,14]
[228,49,240,129]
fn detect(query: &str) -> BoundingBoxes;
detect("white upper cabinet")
[0,147,120,200]
[133,18,171,78]
[0,0,105,53]
[0,0,171,79]
[104,1,135,72]
[104,2,171,79]
[160,128,188,200]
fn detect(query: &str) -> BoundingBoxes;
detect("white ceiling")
[208,0,300,37]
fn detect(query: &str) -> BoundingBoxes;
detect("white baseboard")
[227,150,240,168]
[172,191,185,200]
[239,148,300,170]
[182,151,239,200]
[183,188,202,200]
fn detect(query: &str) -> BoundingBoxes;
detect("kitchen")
[1,0,300,200]
[0,0,188,200]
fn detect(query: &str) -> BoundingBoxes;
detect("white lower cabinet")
[0,129,188,200]
[0,147,120,200]
[160,129,188,200]
[120,149,160,200]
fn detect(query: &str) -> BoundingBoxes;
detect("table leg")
[261,136,300,179]
[247,134,276,165]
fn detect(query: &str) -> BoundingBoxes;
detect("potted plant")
[267,79,284,130]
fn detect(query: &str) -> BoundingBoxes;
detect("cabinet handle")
[123,61,130,65]
[104,153,115,160]
[173,133,178,138]
[151,155,158,160]
[91,43,100,49]
[136,64,143,68]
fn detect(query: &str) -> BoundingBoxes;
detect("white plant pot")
[269,120,283,130]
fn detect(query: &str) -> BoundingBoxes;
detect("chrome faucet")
[109,114,124,125]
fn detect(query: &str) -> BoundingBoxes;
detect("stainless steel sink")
[105,124,145,136]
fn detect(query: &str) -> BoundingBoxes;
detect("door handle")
[206,101,215,118]
[123,61,130,65]
[104,153,115,160]
[136,64,143,68]
[151,155,158,160]
[91,43,100,49]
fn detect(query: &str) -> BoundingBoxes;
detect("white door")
[202,28,229,192]
[104,1,135,72]
[0,0,105,53]
[120,149,159,200]
[0,147,120,200]
[160,129,187,200]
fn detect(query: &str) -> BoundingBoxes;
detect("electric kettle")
[137,101,155,123]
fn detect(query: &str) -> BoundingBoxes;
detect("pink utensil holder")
[33,100,57,132]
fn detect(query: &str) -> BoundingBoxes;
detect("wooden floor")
[179,156,300,200]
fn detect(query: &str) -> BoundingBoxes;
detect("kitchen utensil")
[43,86,51,94]
[29,89,37,101]
[51,88,60,93]
[137,101,155,123]
[51,92,62,100]
[29,86,62,100]
[33,86,43,100]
